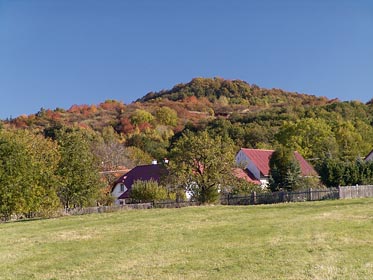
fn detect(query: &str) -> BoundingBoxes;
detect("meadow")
[1,199,373,280]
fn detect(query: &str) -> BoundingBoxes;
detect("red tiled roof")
[240,149,273,176]
[114,164,167,199]
[240,148,317,177]
[232,168,261,185]
[294,152,318,176]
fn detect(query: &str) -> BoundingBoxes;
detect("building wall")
[235,150,261,180]
[111,183,128,204]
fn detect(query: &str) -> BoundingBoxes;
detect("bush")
[131,180,174,202]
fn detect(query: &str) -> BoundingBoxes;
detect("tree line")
[0,128,106,220]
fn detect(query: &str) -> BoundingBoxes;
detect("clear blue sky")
[0,0,372,119]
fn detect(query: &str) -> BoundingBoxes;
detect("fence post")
[279,191,284,203]
[251,191,257,205]
[309,188,312,201]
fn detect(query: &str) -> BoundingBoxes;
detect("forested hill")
[137,77,332,107]
[2,77,373,164]
[3,77,337,133]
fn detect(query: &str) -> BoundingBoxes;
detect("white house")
[111,163,166,205]
[235,148,317,188]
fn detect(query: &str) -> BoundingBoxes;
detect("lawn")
[1,199,373,280]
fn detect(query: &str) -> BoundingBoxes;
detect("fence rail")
[65,200,199,216]
[339,185,373,199]
[223,188,340,206]
[152,201,199,208]
[223,185,373,206]
[65,203,153,215]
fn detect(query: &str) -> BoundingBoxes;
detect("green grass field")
[1,199,373,280]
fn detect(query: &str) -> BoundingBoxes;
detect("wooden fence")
[339,185,373,199]
[223,185,373,206]
[152,201,199,208]
[68,186,373,215]
[65,200,199,216]
[65,203,153,215]
[222,188,340,206]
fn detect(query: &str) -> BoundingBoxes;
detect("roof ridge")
[241,148,274,152]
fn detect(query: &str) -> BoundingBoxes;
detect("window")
[120,184,125,192]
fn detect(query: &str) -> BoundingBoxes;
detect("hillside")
[4,77,334,131]
[2,77,373,163]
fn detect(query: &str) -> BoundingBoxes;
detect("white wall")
[235,150,261,180]
[111,183,128,205]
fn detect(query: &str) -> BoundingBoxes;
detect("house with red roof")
[235,148,317,187]
[111,163,167,204]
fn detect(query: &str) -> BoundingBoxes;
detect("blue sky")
[0,0,372,119]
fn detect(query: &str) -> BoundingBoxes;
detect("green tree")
[21,131,61,216]
[333,120,366,160]
[269,146,301,191]
[167,130,237,203]
[0,130,60,220]
[317,158,346,188]
[126,133,168,160]
[276,118,338,160]
[155,106,178,126]
[318,158,373,188]
[56,129,103,209]
[130,109,154,126]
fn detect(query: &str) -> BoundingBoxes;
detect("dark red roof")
[114,164,167,199]
[232,168,261,185]
[294,152,318,176]
[240,148,317,177]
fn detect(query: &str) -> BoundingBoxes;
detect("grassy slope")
[1,199,373,280]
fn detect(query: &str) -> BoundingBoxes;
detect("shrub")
[131,180,174,202]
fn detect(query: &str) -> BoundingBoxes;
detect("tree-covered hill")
[138,77,332,107]
[2,77,373,165]
[1,78,332,132]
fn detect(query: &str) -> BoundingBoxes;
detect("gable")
[239,149,273,176]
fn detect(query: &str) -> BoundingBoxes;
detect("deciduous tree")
[56,129,103,209]
[0,130,60,220]
[155,106,178,126]
[167,130,237,203]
